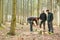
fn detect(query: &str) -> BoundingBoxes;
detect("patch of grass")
[0,26,4,30]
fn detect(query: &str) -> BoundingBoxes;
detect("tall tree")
[0,0,3,27]
[50,0,52,12]
[2,0,3,23]
[5,0,9,22]
[16,0,20,23]
[30,0,33,16]
[23,0,27,23]
[47,0,52,11]
[8,0,16,35]
[57,0,60,26]
[19,0,22,24]
[21,0,24,24]
[37,0,40,17]
[26,0,29,17]
[57,0,60,6]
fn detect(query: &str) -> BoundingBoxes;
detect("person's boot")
[48,32,54,35]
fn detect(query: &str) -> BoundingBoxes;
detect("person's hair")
[46,10,49,11]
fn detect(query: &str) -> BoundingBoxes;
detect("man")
[46,10,54,34]
[40,11,47,31]
[27,17,39,31]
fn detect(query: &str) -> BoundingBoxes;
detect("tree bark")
[0,0,3,26]
[37,0,40,17]
[9,0,16,35]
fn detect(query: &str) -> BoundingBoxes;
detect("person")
[46,10,54,34]
[39,11,47,32]
[27,17,39,31]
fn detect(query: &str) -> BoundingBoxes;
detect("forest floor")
[0,22,60,40]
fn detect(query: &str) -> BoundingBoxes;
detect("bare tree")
[56,0,60,26]
[37,0,40,17]
[8,0,16,35]
[47,0,52,11]
[2,0,3,23]
[57,0,60,6]
[0,0,3,27]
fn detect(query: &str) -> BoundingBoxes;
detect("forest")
[0,0,60,40]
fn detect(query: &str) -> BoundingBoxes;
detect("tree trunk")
[37,0,40,17]
[9,0,16,35]
[57,0,60,26]
[50,0,52,12]
[5,0,9,22]
[0,0,3,27]
[22,0,24,24]
[59,6,60,26]
[47,0,52,11]
[1,0,3,23]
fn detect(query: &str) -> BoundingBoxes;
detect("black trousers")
[48,21,54,33]
[27,20,33,31]
[40,21,45,30]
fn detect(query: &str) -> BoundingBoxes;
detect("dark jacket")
[27,17,38,24]
[40,13,47,21]
[27,17,33,22]
[48,12,53,22]
[27,17,39,21]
